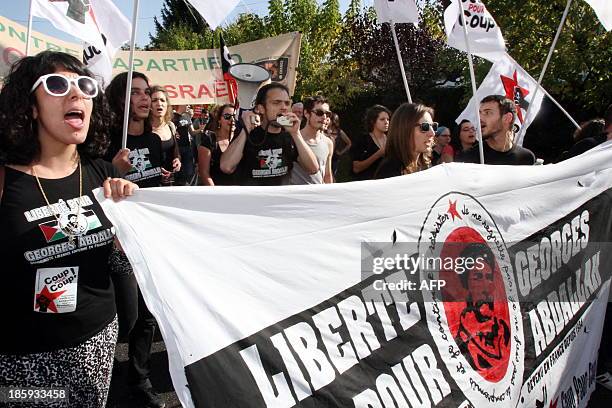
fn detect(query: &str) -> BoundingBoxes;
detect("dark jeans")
[175,145,194,185]
[110,249,138,341]
[110,248,157,390]
[127,289,158,390]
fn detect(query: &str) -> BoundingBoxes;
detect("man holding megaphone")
[220,83,319,186]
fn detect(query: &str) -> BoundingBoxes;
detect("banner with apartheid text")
[98,142,612,408]
[0,14,301,104]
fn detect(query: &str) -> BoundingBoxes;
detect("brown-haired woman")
[351,104,391,181]
[150,85,181,185]
[375,103,436,179]
[198,104,236,185]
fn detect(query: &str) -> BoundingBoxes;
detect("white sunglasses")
[30,74,99,99]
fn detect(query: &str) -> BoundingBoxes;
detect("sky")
[1,0,370,48]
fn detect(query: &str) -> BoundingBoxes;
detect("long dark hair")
[386,103,433,174]
[450,119,476,155]
[105,71,151,146]
[364,104,391,133]
[0,51,111,165]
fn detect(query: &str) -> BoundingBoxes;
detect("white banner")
[98,143,612,408]
[456,53,545,140]
[584,0,612,31]
[374,0,419,24]
[186,0,240,30]
[443,0,506,62]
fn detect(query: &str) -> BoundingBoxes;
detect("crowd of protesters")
[1,51,611,408]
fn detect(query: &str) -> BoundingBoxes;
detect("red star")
[447,200,462,221]
[500,70,530,124]
[549,398,558,408]
[35,285,66,313]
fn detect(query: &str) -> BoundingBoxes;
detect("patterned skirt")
[0,316,118,407]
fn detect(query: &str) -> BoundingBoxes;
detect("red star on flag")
[500,70,530,124]
[549,398,558,408]
[35,285,66,313]
[447,200,462,221]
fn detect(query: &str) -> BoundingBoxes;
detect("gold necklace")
[32,158,85,245]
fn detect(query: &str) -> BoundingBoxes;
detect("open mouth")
[64,110,85,128]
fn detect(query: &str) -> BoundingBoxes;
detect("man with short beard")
[221,83,318,186]
[457,95,535,165]
[291,95,334,184]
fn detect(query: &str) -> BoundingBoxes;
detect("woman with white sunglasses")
[374,103,436,179]
[0,51,137,407]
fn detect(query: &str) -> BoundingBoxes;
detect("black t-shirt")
[374,157,404,179]
[107,131,163,188]
[351,133,383,181]
[456,141,536,165]
[0,158,118,353]
[201,131,234,186]
[234,127,298,186]
[559,133,607,161]
[174,113,193,148]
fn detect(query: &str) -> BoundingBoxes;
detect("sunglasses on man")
[415,122,438,132]
[222,113,236,120]
[30,74,99,99]
[311,109,332,118]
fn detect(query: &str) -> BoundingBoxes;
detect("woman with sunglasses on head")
[351,104,391,181]
[198,104,236,186]
[0,51,137,407]
[442,119,477,163]
[150,85,181,186]
[374,103,435,179]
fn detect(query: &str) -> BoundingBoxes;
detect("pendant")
[58,210,89,243]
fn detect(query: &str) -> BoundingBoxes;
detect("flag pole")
[121,0,141,150]
[540,87,580,129]
[389,21,413,103]
[458,5,484,164]
[517,0,573,145]
[25,0,34,56]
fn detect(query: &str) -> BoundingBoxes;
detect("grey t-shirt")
[291,134,330,185]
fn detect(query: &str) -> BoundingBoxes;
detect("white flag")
[185,0,240,30]
[31,0,104,49]
[456,53,545,143]
[584,0,612,31]
[374,0,419,24]
[83,0,131,89]
[443,0,506,62]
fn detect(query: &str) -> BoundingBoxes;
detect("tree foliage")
[148,0,611,118]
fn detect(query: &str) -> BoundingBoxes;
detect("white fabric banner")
[98,143,612,408]
[374,0,419,24]
[83,0,131,88]
[443,0,506,62]
[30,0,104,49]
[584,0,612,31]
[186,0,240,30]
[456,53,545,143]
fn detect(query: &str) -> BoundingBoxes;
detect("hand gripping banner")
[98,142,612,408]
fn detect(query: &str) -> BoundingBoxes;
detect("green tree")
[149,0,211,49]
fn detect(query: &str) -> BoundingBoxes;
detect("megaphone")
[228,63,271,109]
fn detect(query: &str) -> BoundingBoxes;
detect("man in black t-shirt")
[220,83,319,186]
[457,95,535,165]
